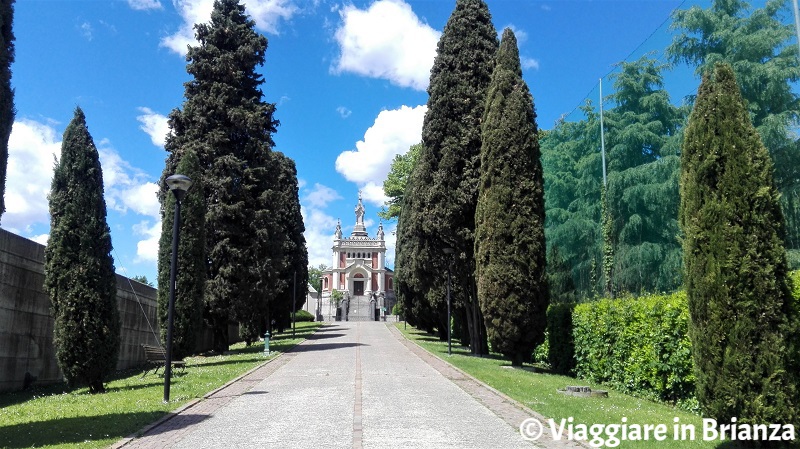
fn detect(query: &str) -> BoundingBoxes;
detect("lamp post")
[318,276,324,321]
[443,247,455,355]
[164,174,192,403]
[292,270,297,337]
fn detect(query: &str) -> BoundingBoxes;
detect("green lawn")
[0,322,320,449]
[396,324,752,449]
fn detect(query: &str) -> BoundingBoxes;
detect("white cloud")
[162,0,300,56]
[133,220,161,263]
[3,120,60,234]
[304,183,342,209]
[98,147,160,219]
[335,105,425,206]
[522,56,540,71]
[30,234,49,246]
[300,183,341,268]
[360,182,388,206]
[333,0,440,91]
[79,22,93,41]
[336,106,352,119]
[128,0,163,10]
[136,107,169,147]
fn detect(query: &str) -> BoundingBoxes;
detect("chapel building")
[320,194,395,321]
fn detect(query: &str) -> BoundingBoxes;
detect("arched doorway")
[353,273,365,296]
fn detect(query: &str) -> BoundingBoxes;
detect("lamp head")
[166,174,192,201]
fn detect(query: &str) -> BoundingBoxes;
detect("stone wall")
[0,228,161,392]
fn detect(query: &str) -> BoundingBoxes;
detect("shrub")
[573,292,694,405]
[546,302,575,375]
[392,302,403,316]
[294,309,314,322]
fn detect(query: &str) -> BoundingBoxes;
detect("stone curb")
[388,322,590,449]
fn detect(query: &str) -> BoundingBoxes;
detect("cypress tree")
[680,63,799,426]
[409,0,497,352]
[44,107,120,393]
[475,28,547,366]
[162,0,278,352]
[157,150,205,359]
[0,0,14,221]
[243,152,307,339]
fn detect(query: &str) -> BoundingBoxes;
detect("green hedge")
[294,309,314,322]
[546,302,575,375]
[573,292,696,407]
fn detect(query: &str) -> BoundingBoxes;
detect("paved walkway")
[115,322,585,449]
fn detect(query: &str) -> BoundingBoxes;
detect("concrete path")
[116,322,585,449]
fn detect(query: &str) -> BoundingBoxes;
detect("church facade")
[320,194,395,321]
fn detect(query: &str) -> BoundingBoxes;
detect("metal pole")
[600,78,607,188]
[793,0,800,61]
[292,270,297,337]
[164,196,181,403]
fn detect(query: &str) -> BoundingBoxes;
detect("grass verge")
[0,321,320,449]
[396,323,727,449]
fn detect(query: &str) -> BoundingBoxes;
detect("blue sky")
[3,0,775,286]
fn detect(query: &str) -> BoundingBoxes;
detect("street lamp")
[318,276,324,321]
[443,247,455,355]
[164,174,192,403]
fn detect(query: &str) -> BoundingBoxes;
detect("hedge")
[572,292,696,408]
[543,272,800,411]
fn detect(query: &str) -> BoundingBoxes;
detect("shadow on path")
[0,412,165,448]
[293,342,367,352]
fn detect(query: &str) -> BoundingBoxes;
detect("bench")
[141,344,186,377]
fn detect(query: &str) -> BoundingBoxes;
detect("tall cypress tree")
[263,152,307,333]
[475,28,547,366]
[162,0,277,352]
[157,150,205,359]
[44,107,120,393]
[680,63,799,426]
[407,0,497,352]
[0,0,14,221]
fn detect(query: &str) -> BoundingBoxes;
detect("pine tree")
[475,28,547,366]
[407,0,497,351]
[157,150,205,360]
[541,105,604,298]
[162,0,278,352]
[0,0,14,221]
[680,63,799,426]
[44,107,120,393]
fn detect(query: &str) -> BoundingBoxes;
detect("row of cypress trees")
[157,0,307,355]
[396,0,549,365]
[39,0,307,392]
